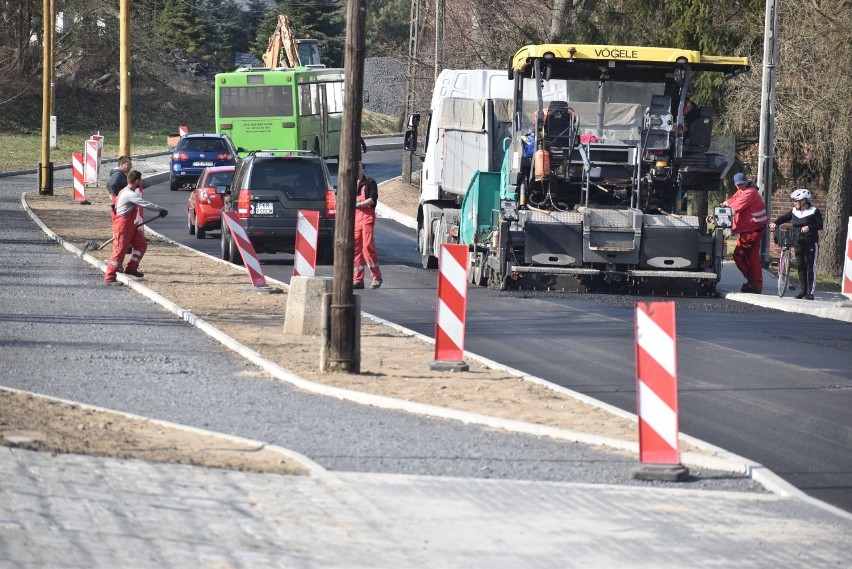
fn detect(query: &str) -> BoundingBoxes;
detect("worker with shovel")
[104,170,168,284]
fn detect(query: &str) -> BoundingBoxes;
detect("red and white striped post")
[429,243,470,372]
[842,217,852,300]
[179,125,189,137]
[83,139,99,186]
[90,134,104,156]
[632,301,689,481]
[222,211,279,293]
[71,153,89,204]
[293,210,319,277]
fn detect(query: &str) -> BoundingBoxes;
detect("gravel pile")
[364,57,407,119]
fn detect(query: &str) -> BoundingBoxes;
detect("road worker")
[104,170,168,284]
[352,162,382,289]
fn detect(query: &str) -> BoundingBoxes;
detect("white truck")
[406,44,749,294]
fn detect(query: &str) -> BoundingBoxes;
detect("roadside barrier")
[222,211,273,290]
[71,153,88,204]
[293,210,319,277]
[632,301,688,481]
[429,243,469,372]
[843,217,852,300]
[84,139,99,185]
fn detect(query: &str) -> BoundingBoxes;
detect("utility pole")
[39,0,54,195]
[757,0,780,265]
[402,0,422,184]
[434,0,444,81]
[328,0,367,373]
[119,0,131,156]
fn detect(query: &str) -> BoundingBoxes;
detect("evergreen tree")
[366,0,409,57]
[158,0,209,57]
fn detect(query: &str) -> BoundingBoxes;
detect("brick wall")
[738,147,827,259]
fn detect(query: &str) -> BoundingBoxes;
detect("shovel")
[81,216,159,254]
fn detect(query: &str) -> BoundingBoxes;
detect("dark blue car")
[170,133,238,191]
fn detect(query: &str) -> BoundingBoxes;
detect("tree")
[365,0,409,56]
[727,0,852,277]
[158,0,209,58]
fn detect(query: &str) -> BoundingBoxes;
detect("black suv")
[170,133,238,191]
[220,150,336,265]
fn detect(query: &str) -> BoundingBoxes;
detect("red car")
[187,166,235,239]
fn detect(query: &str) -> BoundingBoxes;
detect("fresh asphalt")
[2,149,851,566]
[144,150,852,512]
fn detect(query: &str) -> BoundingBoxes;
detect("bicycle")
[774,225,799,297]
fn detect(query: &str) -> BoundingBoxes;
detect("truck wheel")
[418,224,438,269]
[473,252,487,287]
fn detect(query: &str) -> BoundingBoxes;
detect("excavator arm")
[261,15,300,68]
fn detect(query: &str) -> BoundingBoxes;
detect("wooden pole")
[328,0,367,372]
[38,0,53,195]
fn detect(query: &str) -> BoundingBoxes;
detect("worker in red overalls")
[104,170,168,284]
[718,172,768,294]
[353,162,383,289]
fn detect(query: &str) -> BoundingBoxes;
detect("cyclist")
[769,189,823,300]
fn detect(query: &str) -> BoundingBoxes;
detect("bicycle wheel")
[777,248,791,297]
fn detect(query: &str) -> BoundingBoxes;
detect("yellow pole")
[119,0,131,156]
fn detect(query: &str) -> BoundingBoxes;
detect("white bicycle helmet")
[790,188,811,201]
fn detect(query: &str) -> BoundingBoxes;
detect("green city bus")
[214,67,344,159]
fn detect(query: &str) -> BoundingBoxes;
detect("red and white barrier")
[72,153,85,202]
[179,125,189,137]
[222,211,269,288]
[843,217,852,299]
[83,139,99,185]
[90,134,104,156]
[293,210,319,277]
[430,243,469,371]
[634,301,681,465]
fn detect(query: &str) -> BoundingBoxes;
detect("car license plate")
[193,161,214,167]
[253,202,274,215]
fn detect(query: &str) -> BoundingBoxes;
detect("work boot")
[104,279,123,286]
[352,282,365,289]
[370,278,383,289]
[125,270,144,278]
[795,292,806,299]
[805,294,815,300]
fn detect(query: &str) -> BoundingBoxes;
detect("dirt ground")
[7,175,673,474]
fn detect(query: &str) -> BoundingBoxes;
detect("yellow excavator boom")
[261,15,300,68]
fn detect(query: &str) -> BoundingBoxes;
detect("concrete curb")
[21,188,850,519]
[0,385,327,477]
